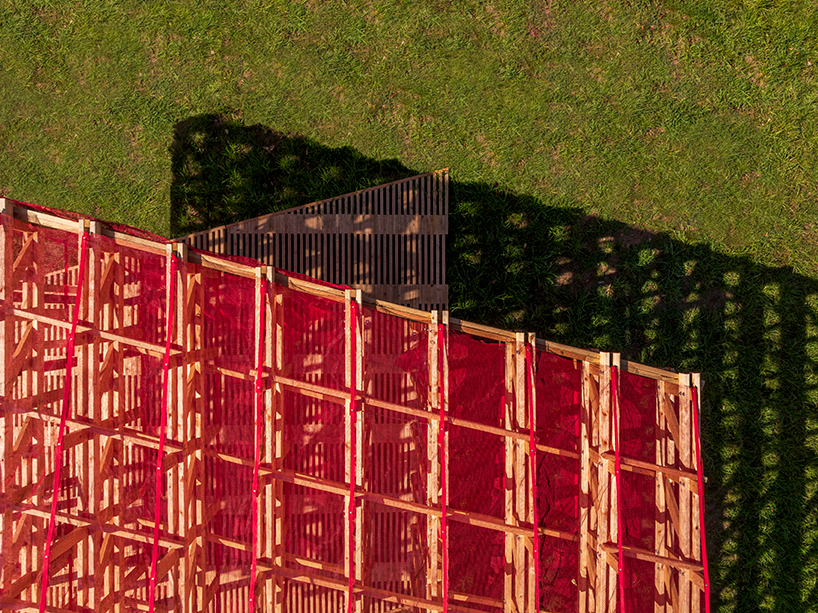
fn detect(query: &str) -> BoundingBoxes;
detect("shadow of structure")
[170,113,416,237]
[170,114,818,613]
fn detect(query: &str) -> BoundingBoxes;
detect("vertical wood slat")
[427,310,441,603]
[526,332,538,613]
[83,220,103,608]
[344,289,365,613]
[114,227,126,613]
[691,372,708,612]
[655,380,669,613]
[578,359,594,613]
[611,353,624,612]
[180,242,207,612]
[596,352,612,613]
[513,332,526,611]
[441,310,450,612]
[265,267,285,613]
[678,373,693,613]
[355,289,366,613]
[250,266,266,613]
[163,240,182,609]
[0,199,13,589]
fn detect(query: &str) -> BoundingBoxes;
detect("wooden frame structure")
[0,199,709,613]
[181,170,449,312]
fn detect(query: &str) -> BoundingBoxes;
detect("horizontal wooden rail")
[6,202,686,384]
[1,200,708,613]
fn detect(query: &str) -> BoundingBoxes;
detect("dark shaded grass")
[173,121,818,612]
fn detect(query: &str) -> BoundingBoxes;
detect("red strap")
[611,365,627,613]
[249,275,267,612]
[438,323,448,612]
[346,298,359,613]
[39,233,89,612]
[525,344,540,611]
[691,387,711,612]
[147,254,178,611]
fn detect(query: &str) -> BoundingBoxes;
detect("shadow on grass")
[171,114,818,613]
[169,113,416,237]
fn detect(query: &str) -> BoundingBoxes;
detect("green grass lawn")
[2,1,818,611]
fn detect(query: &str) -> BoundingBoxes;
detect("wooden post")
[178,243,206,612]
[427,311,441,603]
[440,310,449,612]
[513,333,526,612]
[578,359,593,613]
[270,267,286,613]
[344,289,365,613]
[168,242,185,609]
[355,290,366,613]
[692,372,707,611]
[76,220,101,608]
[250,265,266,613]
[0,198,12,588]
[595,352,613,613]
[526,333,538,613]
[678,374,693,613]
[611,353,624,612]
[262,266,284,613]
[655,380,669,613]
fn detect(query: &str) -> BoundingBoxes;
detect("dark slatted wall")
[182,170,449,311]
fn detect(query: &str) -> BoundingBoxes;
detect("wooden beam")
[513,332,526,612]
[344,288,366,613]
[12,201,695,386]
[578,359,593,613]
[678,374,693,613]
[655,380,669,613]
[595,352,612,613]
[441,310,450,612]
[427,310,441,603]
[1,198,14,588]
[526,332,538,613]
[611,353,624,613]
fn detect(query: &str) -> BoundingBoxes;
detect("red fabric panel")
[447,332,505,609]
[201,267,255,582]
[618,369,658,612]
[533,349,581,613]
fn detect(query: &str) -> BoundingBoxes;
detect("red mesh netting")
[447,331,506,611]
[2,218,170,610]
[364,307,429,603]
[618,369,659,612]
[201,265,256,599]
[533,349,582,613]
[279,285,347,609]
[1,201,709,613]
